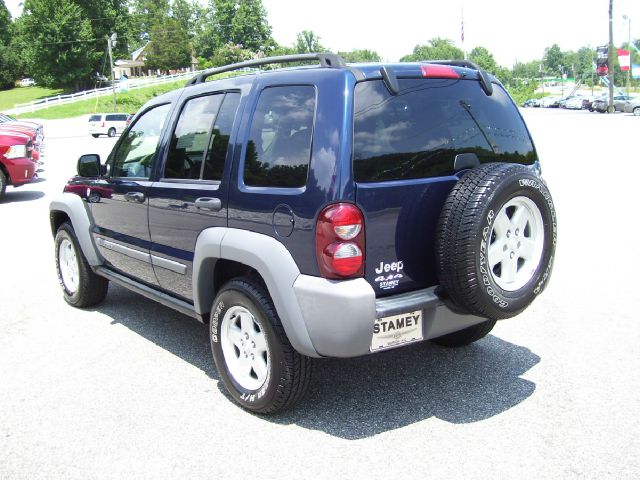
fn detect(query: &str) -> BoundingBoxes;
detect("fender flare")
[49,193,102,266]
[193,228,318,357]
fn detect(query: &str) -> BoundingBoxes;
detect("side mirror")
[77,154,102,177]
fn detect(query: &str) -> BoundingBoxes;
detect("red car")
[0,131,38,199]
[0,113,44,161]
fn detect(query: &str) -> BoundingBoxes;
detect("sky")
[4,0,639,67]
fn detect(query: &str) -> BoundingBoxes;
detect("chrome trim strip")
[96,237,151,263]
[151,255,187,275]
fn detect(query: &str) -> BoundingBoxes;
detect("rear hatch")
[353,68,537,297]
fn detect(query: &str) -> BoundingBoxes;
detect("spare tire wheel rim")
[59,238,80,294]
[488,195,544,292]
[220,305,269,391]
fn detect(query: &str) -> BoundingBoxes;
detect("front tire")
[91,134,99,138]
[55,222,108,307]
[634,107,640,117]
[0,169,7,200]
[210,278,311,414]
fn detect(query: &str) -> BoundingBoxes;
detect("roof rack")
[426,59,494,95]
[186,53,347,86]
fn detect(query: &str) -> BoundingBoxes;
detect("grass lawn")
[15,81,188,120]
[0,86,65,112]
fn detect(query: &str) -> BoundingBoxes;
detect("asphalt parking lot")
[1,109,639,479]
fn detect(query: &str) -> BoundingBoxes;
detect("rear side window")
[244,86,315,188]
[353,79,536,182]
[89,115,102,122]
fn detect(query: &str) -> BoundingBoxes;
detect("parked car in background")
[592,95,634,113]
[88,113,129,138]
[558,95,583,108]
[0,113,45,162]
[623,98,640,116]
[522,99,539,107]
[539,96,561,108]
[19,78,36,87]
[0,130,38,199]
[565,96,587,110]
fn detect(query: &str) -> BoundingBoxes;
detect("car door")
[90,103,171,286]
[148,92,241,300]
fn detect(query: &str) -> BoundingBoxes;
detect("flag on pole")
[461,9,465,43]
[618,49,630,71]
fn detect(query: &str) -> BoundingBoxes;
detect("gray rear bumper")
[293,276,486,358]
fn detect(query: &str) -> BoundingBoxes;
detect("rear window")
[89,115,102,122]
[353,79,536,182]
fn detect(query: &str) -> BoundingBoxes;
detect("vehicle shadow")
[97,285,539,439]
[273,337,539,439]
[0,190,45,203]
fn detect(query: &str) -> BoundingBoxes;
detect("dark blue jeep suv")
[50,53,557,413]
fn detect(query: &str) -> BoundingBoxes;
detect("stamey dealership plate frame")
[370,310,423,352]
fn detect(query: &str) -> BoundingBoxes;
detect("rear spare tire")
[436,163,557,320]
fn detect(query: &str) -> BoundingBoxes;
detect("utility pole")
[608,0,615,113]
[624,15,631,97]
[107,33,117,112]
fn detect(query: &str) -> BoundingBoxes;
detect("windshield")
[353,78,536,182]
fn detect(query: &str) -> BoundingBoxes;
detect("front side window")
[164,92,240,181]
[110,104,170,178]
[244,86,316,188]
[164,95,224,180]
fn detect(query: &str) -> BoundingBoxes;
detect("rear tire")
[436,163,557,320]
[210,278,311,414]
[107,128,116,137]
[54,222,108,307]
[432,319,497,347]
[91,134,99,138]
[634,107,640,117]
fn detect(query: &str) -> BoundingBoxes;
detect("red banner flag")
[618,49,630,71]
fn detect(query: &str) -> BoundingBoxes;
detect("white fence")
[9,70,206,115]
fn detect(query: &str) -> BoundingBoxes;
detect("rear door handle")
[195,197,222,211]
[124,192,145,203]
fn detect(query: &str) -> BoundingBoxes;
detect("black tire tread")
[436,163,537,320]
[0,169,7,199]
[218,279,312,414]
[55,222,109,308]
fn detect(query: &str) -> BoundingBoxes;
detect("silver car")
[623,99,640,116]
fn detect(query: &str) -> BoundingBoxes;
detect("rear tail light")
[315,203,365,279]
[101,121,105,127]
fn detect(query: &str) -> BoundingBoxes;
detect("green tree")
[294,30,324,53]
[145,17,192,72]
[20,0,96,88]
[0,0,11,45]
[213,0,272,51]
[469,46,498,73]
[543,43,565,75]
[401,38,464,61]
[0,0,19,88]
[338,49,381,63]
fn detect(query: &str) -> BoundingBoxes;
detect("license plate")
[370,310,423,352]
